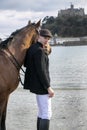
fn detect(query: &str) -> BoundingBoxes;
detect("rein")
[6,48,25,86]
[6,48,25,73]
[0,48,25,86]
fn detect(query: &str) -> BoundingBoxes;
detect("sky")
[0,0,87,39]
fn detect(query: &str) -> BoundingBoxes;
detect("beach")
[6,86,87,130]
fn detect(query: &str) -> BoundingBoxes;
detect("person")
[24,29,55,130]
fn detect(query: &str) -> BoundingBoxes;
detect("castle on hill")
[58,4,85,17]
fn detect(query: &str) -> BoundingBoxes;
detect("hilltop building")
[58,4,85,17]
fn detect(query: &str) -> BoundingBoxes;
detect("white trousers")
[36,94,52,120]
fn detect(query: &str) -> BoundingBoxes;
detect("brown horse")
[0,20,41,130]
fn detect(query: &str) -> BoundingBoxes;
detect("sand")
[6,86,87,130]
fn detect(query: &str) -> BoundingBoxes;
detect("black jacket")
[24,42,50,94]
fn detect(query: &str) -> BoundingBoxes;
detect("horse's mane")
[0,22,36,49]
[0,28,24,49]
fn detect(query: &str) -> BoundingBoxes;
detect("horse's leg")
[0,96,9,130]
[1,106,7,130]
[0,113,1,130]
[1,109,6,130]
[1,97,9,130]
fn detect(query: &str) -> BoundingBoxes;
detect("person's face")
[38,35,51,45]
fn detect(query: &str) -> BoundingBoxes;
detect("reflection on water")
[49,46,87,89]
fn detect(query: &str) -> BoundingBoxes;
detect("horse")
[0,20,41,130]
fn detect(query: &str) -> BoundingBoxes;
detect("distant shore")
[51,40,87,46]
[50,36,87,46]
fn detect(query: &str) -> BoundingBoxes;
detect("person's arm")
[33,49,50,89]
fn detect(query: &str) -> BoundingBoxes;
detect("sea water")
[49,46,87,89]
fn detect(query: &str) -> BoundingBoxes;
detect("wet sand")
[6,86,87,130]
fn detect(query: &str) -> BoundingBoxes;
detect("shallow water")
[49,46,87,89]
[7,87,87,130]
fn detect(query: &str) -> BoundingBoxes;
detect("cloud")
[0,0,60,11]
[0,9,58,37]
[0,0,87,39]
[1,0,86,12]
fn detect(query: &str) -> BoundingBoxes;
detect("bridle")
[6,48,25,85]
[0,26,39,86]
[6,48,25,72]
[0,47,25,85]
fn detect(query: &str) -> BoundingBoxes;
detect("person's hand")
[48,87,55,97]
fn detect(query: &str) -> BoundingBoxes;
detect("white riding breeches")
[36,94,52,120]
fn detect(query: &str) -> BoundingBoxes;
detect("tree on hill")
[42,15,87,37]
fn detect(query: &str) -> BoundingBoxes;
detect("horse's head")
[26,20,41,45]
[10,20,41,49]
[1,20,41,50]
[0,20,41,66]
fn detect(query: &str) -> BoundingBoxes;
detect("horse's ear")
[35,20,41,28]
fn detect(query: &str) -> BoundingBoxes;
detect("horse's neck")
[8,38,31,66]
